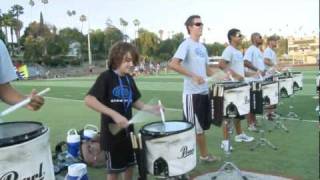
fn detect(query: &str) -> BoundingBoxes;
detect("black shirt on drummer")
[85,42,161,179]
[87,69,141,150]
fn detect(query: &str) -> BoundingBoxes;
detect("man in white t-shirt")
[219,28,254,152]
[244,32,265,131]
[0,39,44,111]
[264,35,280,71]
[169,15,220,163]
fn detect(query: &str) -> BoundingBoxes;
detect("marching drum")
[291,72,303,91]
[0,121,55,179]
[140,121,196,178]
[210,81,251,122]
[278,75,294,98]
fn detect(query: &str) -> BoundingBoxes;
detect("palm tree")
[2,13,12,43]
[10,5,24,22]
[41,0,48,19]
[158,29,164,40]
[133,19,140,40]
[29,0,35,20]
[12,18,23,52]
[10,4,24,52]
[105,17,113,28]
[119,18,128,34]
[79,14,87,33]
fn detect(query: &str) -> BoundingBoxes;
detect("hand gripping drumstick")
[0,88,50,117]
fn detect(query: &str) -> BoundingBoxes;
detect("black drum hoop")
[0,121,47,147]
[140,120,194,138]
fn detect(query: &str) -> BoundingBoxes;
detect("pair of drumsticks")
[130,132,147,180]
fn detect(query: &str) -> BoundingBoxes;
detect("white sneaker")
[220,140,233,152]
[235,133,254,142]
[248,124,258,132]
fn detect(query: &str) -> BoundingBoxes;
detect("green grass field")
[1,66,318,180]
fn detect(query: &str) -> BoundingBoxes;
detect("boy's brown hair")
[108,41,139,70]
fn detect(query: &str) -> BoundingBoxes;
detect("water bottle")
[67,129,80,158]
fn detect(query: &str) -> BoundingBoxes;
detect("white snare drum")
[291,72,303,91]
[261,80,279,105]
[0,121,54,180]
[213,81,251,117]
[140,121,196,177]
[279,76,294,97]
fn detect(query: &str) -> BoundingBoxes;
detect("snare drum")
[278,76,294,97]
[210,81,251,118]
[140,121,196,177]
[261,80,279,106]
[291,72,303,91]
[0,121,55,179]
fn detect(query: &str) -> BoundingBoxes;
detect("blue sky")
[1,0,319,43]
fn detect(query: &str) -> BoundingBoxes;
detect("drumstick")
[130,132,137,149]
[137,133,143,150]
[158,100,166,124]
[227,72,235,82]
[0,88,50,117]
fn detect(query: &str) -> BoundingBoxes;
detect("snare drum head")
[140,120,193,136]
[0,121,46,147]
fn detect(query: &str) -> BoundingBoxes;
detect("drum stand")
[251,105,277,151]
[212,111,248,180]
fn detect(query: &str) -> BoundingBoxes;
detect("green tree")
[104,26,123,57]
[205,42,225,56]
[136,28,159,59]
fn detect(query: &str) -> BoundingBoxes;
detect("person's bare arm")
[84,95,128,128]
[168,58,205,84]
[0,83,44,110]
[218,60,244,81]
[244,60,258,72]
[133,100,161,116]
[264,58,274,67]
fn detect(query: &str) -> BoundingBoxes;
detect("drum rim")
[140,120,194,137]
[213,81,249,89]
[0,121,47,147]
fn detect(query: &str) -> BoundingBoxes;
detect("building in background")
[283,36,319,65]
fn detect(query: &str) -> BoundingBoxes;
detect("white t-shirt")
[264,47,277,69]
[0,39,17,84]
[221,45,245,77]
[244,45,265,71]
[173,38,209,94]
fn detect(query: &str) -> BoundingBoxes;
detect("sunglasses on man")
[193,22,203,27]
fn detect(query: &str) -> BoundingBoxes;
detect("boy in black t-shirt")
[85,42,161,180]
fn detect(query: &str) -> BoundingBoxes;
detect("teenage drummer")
[243,32,265,132]
[84,42,161,180]
[0,39,44,111]
[168,15,220,163]
[219,28,254,152]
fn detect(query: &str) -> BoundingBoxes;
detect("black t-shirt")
[87,70,141,150]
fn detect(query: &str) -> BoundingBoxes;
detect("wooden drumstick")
[137,133,143,150]
[130,132,137,149]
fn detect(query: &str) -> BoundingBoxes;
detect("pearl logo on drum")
[0,163,44,180]
[178,146,195,159]
[0,172,18,180]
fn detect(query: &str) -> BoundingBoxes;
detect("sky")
[1,0,319,43]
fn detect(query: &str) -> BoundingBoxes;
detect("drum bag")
[213,96,224,127]
[250,89,263,114]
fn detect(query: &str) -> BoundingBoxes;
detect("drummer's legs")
[247,113,257,130]
[197,133,209,157]
[123,167,134,180]
[107,174,119,180]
